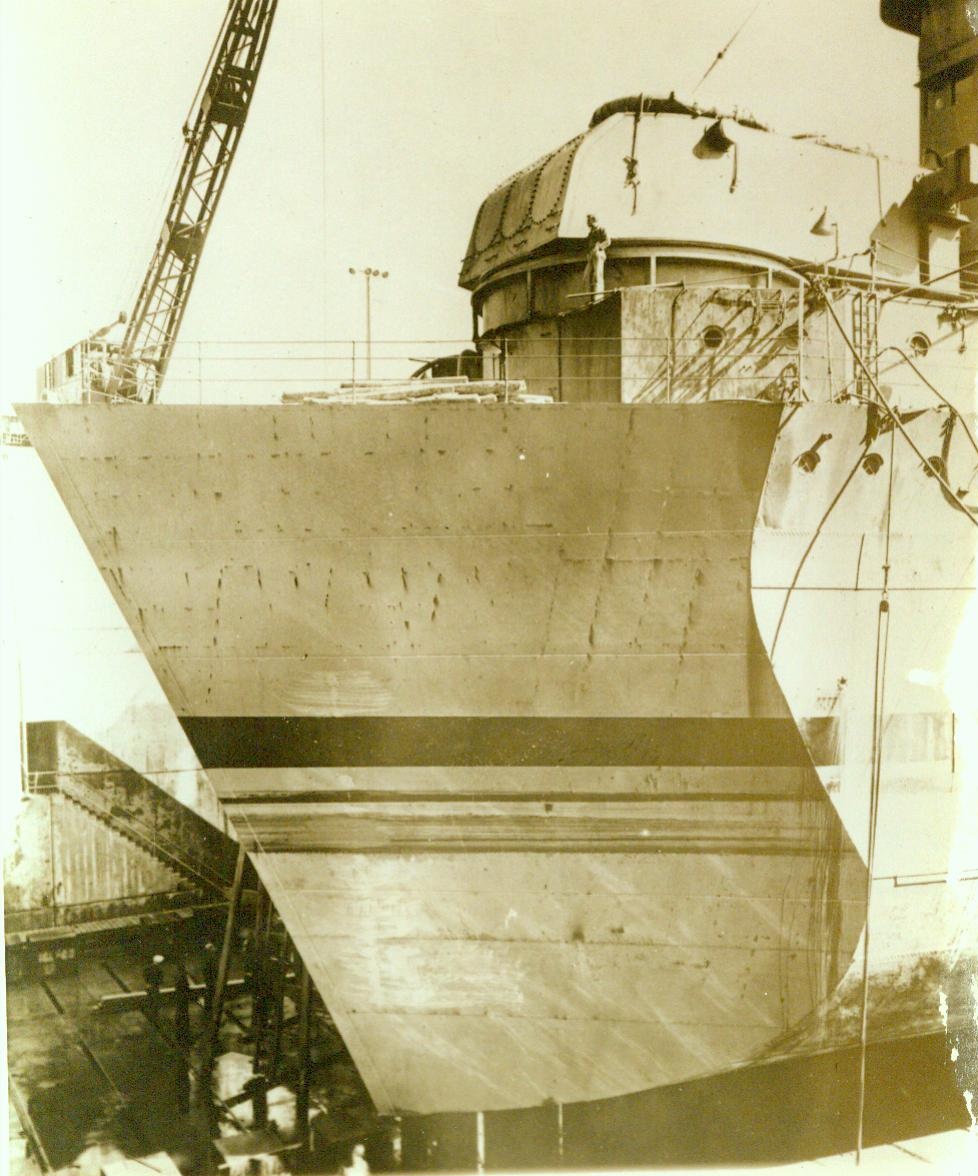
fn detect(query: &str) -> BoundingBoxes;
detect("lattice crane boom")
[105,0,278,401]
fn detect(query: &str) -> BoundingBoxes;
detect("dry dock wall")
[4,721,236,933]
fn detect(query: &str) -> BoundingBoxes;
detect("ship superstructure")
[18,0,978,1160]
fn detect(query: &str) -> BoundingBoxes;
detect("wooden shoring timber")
[199,843,247,1084]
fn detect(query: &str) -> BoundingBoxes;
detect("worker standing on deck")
[584,213,610,296]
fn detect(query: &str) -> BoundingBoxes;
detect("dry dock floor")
[6,940,240,1173]
[5,935,975,1174]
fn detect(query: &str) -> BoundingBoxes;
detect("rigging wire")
[821,318,977,407]
[768,446,869,659]
[184,0,236,136]
[875,345,978,459]
[320,2,330,359]
[880,258,978,303]
[855,424,895,1166]
[769,283,978,658]
[813,279,978,528]
[691,1,763,94]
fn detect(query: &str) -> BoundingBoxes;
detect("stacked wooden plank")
[281,380,551,405]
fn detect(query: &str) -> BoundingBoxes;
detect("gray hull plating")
[19,398,973,1115]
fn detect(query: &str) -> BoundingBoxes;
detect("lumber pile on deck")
[281,379,551,404]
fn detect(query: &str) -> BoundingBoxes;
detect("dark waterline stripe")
[221,789,802,806]
[181,715,825,769]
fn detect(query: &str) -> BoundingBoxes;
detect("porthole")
[908,332,931,358]
[702,325,726,350]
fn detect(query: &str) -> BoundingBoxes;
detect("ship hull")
[0,440,214,816]
[19,398,973,1117]
[394,1030,965,1169]
[752,400,978,1054]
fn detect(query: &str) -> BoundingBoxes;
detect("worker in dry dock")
[343,1142,370,1176]
[173,954,192,1051]
[200,940,219,1015]
[584,213,610,295]
[143,952,165,1021]
[244,1071,269,1130]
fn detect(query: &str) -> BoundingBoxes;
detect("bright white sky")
[0,0,920,405]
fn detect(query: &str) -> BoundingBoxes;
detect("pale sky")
[0,0,920,405]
